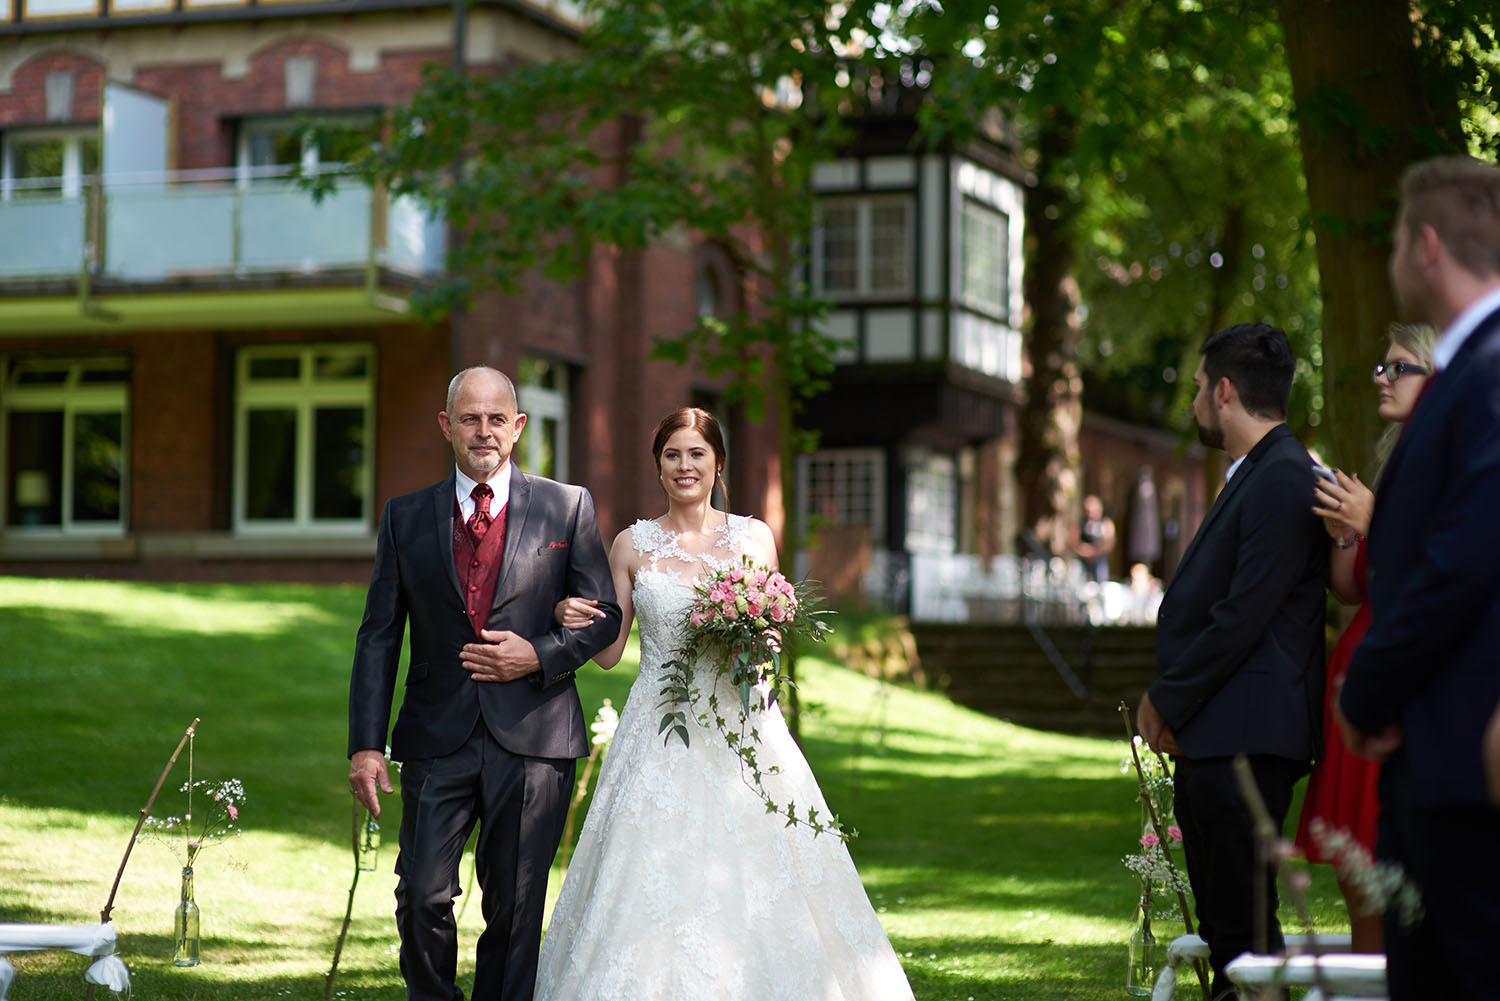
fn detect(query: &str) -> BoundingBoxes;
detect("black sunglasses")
[1372,361,1431,384]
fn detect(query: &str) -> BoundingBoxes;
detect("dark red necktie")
[468,483,493,539]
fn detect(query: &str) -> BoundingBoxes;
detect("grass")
[0,577,1347,1000]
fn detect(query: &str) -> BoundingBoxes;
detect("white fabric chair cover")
[1227,951,1387,998]
[0,923,129,999]
[1152,933,1209,1001]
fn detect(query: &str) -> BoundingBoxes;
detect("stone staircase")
[909,622,1159,737]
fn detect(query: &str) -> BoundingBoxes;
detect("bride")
[534,407,915,1001]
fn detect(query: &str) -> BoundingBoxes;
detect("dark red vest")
[453,497,508,637]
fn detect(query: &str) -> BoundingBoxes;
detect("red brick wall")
[0,21,783,581]
[0,50,106,126]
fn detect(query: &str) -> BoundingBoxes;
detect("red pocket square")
[547,540,569,549]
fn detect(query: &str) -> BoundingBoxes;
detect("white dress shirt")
[455,462,513,522]
[1433,284,1500,371]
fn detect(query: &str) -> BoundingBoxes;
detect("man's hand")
[349,749,393,818]
[461,629,542,682]
[1136,691,1180,756]
[1335,698,1403,761]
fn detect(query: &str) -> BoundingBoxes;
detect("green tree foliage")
[1076,7,1322,440]
[899,1,1322,519]
[1278,0,1496,476]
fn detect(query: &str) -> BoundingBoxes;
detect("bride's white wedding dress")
[535,515,915,1001]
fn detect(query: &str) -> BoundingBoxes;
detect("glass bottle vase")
[1125,888,1159,996]
[173,865,201,967]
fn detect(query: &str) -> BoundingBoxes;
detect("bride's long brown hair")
[651,407,728,510]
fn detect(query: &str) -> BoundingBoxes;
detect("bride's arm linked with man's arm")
[553,527,640,668]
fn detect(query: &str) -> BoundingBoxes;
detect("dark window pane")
[11,364,68,385]
[313,352,368,380]
[533,415,558,480]
[7,411,63,527]
[246,126,305,169]
[78,363,129,385]
[248,356,300,381]
[12,138,65,180]
[79,137,100,178]
[317,121,379,165]
[313,407,365,519]
[245,408,296,520]
[519,355,560,391]
[72,412,123,522]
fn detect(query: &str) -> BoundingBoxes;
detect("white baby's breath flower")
[590,699,619,747]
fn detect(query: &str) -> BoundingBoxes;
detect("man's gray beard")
[1196,421,1224,450]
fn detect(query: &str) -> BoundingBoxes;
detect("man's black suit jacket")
[1151,424,1328,760]
[347,469,622,763]
[1342,304,1500,808]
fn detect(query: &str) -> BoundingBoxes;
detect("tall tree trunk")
[1279,0,1458,474]
[1017,108,1084,549]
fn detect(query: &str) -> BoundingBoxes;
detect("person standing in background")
[1294,322,1435,955]
[1339,155,1500,1001]
[1138,322,1328,999]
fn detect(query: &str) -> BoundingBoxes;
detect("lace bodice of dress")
[630,514,753,679]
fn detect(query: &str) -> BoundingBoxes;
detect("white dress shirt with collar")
[1433,284,1500,371]
[455,462,513,522]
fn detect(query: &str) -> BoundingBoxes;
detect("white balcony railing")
[0,167,444,283]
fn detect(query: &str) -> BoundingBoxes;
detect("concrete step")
[912,622,1158,737]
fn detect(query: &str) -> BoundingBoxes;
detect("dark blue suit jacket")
[1152,423,1329,760]
[347,469,621,763]
[1341,304,1500,808]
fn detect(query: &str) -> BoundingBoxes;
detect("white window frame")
[960,198,1011,321]
[797,447,887,540]
[232,343,375,534]
[1,354,129,535]
[904,447,957,555]
[811,194,914,300]
[517,357,571,483]
[1,126,99,200]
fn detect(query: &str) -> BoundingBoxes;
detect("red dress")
[1295,537,1380,862]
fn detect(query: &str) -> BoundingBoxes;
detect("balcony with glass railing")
[0,166,445,332]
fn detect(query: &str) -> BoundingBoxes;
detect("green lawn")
[0,577,1345,999]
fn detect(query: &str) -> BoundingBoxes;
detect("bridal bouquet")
[656,558,841,836]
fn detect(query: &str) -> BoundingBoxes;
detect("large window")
[905,448,957,554]
[799,448,885,538]
[812,195,912,298]
[236,116,378,180]
[1,127,99,200]
[3,355,128,533]
[961,199,1011,320]
[234,344,373,532]
[517,356,570,482]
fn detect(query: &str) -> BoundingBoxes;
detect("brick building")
[0,0,777,580]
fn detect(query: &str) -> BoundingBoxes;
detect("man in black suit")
[348,366,621,1001]
[1339,156,1500,1001]
[1138,323,1328,997]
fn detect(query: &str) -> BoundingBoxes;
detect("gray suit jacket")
[347,469,621,762]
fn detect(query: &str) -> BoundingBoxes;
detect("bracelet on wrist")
[1333,532,1361,550]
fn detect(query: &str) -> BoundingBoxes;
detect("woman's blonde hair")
[1372,322,1439,484]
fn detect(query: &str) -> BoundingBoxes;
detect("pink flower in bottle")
[1140,832,1160,848]
[1168,825,1182,842]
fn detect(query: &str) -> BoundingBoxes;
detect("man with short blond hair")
[1341,155,1500,1001]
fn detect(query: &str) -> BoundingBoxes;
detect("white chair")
[0,922,129,1000]
[1154,933,1387,1001]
